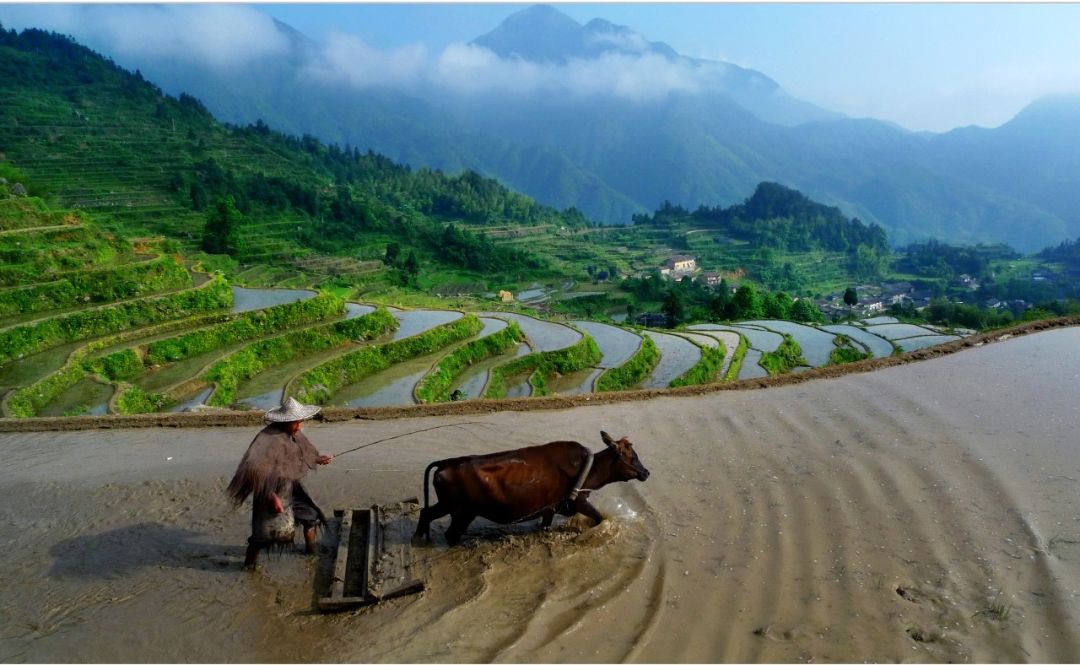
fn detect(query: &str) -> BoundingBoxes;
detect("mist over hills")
[4,4,1079,252]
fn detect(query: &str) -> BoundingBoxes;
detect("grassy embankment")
[759,334,808,375]
[483,333,602,399]
[670,338,728,388]
[414,321,526,403]
[595,334,660,392]
[827,334,873,366]
[290,314,484,405]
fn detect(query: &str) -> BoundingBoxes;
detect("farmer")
[227,397,334,569]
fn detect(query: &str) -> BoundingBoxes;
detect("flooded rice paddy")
[822,324,896,358]
[742,320,839,367]
[229,286,316,314]
[571,320,641,368]
[641,331,700,389]
[3,285,970,416]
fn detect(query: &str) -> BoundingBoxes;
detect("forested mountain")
[28,4,1078,253]
[0,25,598,288]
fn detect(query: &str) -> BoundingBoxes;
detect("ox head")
[601,431,650,482]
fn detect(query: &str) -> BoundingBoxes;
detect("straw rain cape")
[227,424,321,507]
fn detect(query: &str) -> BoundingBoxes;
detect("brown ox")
[414,431,649,545]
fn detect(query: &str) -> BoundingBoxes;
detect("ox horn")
[601,431,616,448]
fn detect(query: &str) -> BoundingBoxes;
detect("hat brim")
[264,404,321,422]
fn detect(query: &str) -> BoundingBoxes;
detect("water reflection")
[229,287,316,314]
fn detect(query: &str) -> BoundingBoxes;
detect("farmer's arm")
[270,492,284,513]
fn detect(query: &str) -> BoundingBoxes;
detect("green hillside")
[0,26,597,298]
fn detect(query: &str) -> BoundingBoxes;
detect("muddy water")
[895,334,962,352]
[862,322,942,341]
[391,310,463,341]
[479,313,580,352]
[2,329,1079,662]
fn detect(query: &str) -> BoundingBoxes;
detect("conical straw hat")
[264,396,321,423]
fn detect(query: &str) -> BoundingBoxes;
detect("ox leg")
[414,502,451,542]
[575,497,605,526]
[445,511,476,546]
[540,508,556,528]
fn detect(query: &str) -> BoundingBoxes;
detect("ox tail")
[421,460,443,511]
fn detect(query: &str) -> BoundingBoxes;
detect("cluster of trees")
[896,240,1017,280]
[634,182,889,255]
[429,223,545,274]
[623,271,824,327]
[1039,235,1080,269]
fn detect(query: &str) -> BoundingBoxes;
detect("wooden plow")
[318,498,426,612]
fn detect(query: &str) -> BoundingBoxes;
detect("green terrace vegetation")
[759,334,808,375]
[595,334,660,392]
[483,333,602,399]
[109,306,399,413]
[670,341,728,388]
[0,275,233,364]
[414,321,526,404]
[292,313,483,405]
[84,292,347,382]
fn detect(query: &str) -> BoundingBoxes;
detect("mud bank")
[1,326,1078,662]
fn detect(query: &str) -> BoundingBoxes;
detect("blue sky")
[3,3,1079,132]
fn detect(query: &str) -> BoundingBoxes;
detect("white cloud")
[0,4,290,69]
[302,32,428,89]
[0,5,731,104]
[584,30,650,54]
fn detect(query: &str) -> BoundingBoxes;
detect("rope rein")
[329,421,486,458]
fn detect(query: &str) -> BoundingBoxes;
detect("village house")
[659,255,697,279]
[701,271,722,286]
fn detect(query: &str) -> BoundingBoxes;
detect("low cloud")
[0,4,290,69]
[302,32,428,89]
[0,4,728,103]
[312,40,724,102]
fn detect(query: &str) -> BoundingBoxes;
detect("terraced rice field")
[642,331,701,389]
[1,197,974,416]
[741,320,840,367]
[822,324,896,358]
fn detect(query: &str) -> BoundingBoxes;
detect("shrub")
[723,334,749,381]
[115,384,172,414]
[759,334,807,375]
[484,333,601,398]
[143,291,343,364]
[0,255,191,318]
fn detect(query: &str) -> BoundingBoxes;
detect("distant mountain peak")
[473,4,675,63]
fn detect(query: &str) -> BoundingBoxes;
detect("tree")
[384,242,400,266]
[843,287,858,307]
[732,284,763,320]
[202,195,243,255]
[791,298,823,323]
[661,289,685,328]
[404,251,420,277]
